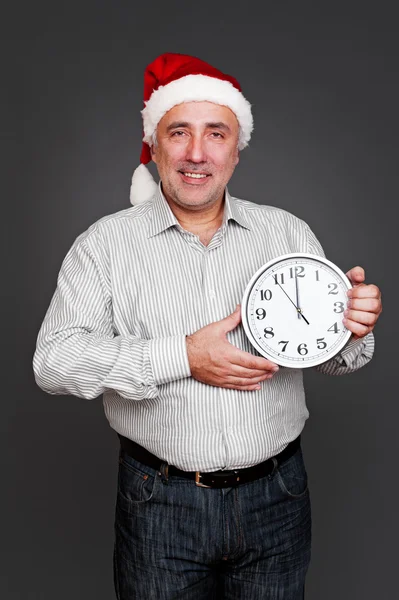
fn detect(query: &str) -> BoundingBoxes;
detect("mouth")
[178,171,211,184]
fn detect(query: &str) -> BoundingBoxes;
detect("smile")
[181,172,209,179]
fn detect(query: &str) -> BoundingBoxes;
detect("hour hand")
[298,308,310,325]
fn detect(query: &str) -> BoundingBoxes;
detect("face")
[151,101,240,211]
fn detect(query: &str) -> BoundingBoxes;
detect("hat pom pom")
[130,164,158,205]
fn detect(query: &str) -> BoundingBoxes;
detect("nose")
[185,135,206,163]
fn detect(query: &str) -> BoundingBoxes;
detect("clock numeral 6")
[256,308,266,320]
[297,343,308,355]
[263,327,275,339]
[317,338,327,349]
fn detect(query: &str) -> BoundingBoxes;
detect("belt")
[118,434,301,489]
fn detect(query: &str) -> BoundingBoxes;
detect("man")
[33,53,382,599]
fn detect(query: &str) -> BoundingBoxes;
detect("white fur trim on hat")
[141,74,253,151]
[130,163,158,205]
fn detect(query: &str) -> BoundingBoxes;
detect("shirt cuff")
[149,335,191,385]
[336,333,375,366]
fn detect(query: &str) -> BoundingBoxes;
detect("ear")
[150,145,157,164]
[234,149,240,167]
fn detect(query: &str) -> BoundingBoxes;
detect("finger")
[229,348,280,372]
[346,266,365,285]
[225,351,279,375]
[219,304,242,334]
[347,297,381,313]
[215,371,274,386]
[224,376,276,390]
[231,358,280,374]
[342,317,373,338]
[347,284,381,300]
[344,309,378,327]
[228,383,263,391]
[227,374,275,387]
[225,364,276,378]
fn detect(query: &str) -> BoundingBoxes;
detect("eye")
[210,132,224,138]
[171,130,186,137]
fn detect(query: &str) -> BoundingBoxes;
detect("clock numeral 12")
[289,266,305,278]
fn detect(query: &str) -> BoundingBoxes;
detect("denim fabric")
[113,445,311,599]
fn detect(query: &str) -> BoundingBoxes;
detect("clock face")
[241,253,352,368]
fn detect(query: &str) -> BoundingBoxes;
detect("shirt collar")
[147,183,251,238]
[224,188,251,231]
[147,184,180,238]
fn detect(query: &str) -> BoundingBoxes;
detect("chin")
[177,193,217,209]
[181,185,224,206]
[163,176,224,209]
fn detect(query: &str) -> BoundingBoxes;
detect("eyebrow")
[166,121,232,133]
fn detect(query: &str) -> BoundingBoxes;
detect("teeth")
[183,172,207,179]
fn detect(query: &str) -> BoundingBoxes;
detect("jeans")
[113,444,311,599]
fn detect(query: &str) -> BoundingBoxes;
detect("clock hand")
[275,280,310,325]
[294,273,310,325]
[275,280,299,310]
[295,273,300,319]
[298,310,310,326]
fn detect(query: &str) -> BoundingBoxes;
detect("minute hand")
[275,281,310,325]
[295,274,301,319]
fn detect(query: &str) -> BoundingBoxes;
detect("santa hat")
[130,52,253,205]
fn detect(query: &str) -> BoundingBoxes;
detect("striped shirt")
[33,187,374,471]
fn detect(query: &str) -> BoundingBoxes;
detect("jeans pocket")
[117,450,158,512]
[275,447,309,499]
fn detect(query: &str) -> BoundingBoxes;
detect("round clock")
[241,253,353,368]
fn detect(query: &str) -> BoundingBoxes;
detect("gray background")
[4,2,397,599]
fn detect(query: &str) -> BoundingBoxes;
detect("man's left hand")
[343,266,382,339]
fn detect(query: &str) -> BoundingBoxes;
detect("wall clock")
[241,253,353,368]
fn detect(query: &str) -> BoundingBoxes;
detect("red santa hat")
[130,52,253,205]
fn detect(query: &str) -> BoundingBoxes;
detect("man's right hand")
[186,305,279,391]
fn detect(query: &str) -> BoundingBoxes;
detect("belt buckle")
[195,471,211,488]
[195,470,242,488]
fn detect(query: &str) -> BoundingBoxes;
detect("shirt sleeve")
[33,230,191,401]
[303,221,375,375]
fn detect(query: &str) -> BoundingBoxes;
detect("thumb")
[220,304,242,333]
[346,266,365,287]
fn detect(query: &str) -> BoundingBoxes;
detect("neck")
[174,201,224,233]
[163,188,226,239]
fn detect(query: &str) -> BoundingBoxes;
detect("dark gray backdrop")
[5,2,397,599]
